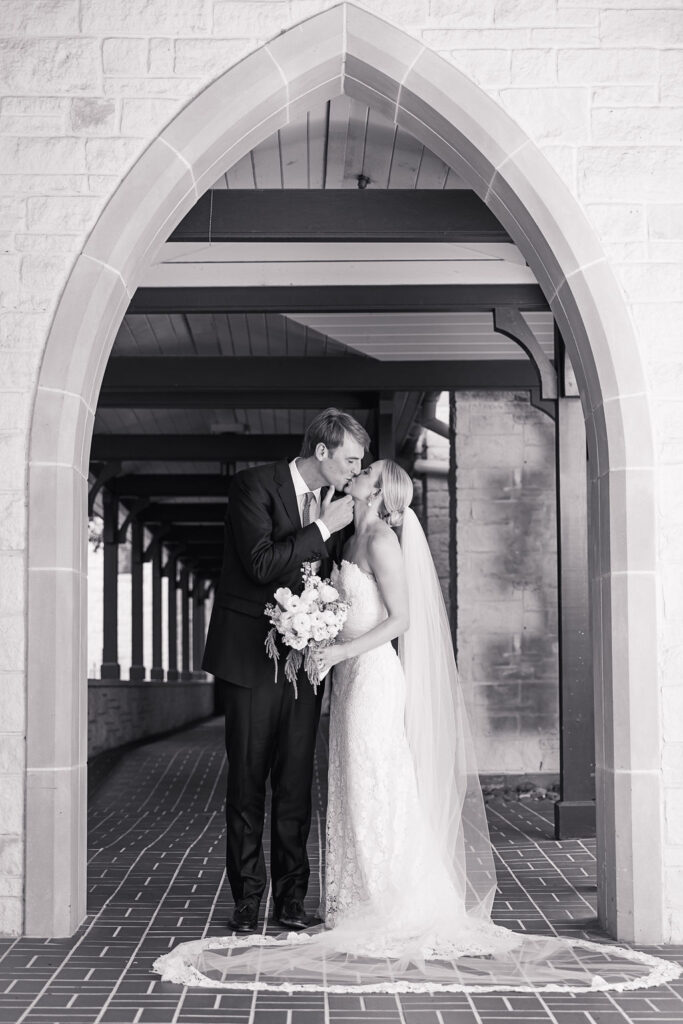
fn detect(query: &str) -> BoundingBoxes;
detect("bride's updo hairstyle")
[377,460,413,529]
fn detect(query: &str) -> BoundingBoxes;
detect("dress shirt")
[289,459,331,543]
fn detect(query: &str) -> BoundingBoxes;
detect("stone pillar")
[554,343,595,838]
[166,552,179,682]
[149,537,164,681]
[101,487,120,679]
[192,576,207,680]
[129,517,145,681]
[179,564,192,681]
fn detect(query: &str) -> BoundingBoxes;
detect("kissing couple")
[154,408,680,994]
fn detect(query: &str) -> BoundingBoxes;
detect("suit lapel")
[273,460,301,531]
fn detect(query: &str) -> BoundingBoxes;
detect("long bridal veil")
[154,508,680,993]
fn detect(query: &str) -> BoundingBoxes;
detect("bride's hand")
[315,643,347,678]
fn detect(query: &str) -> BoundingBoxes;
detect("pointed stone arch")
[26,3,660,941]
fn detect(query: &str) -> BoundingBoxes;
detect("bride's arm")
[316,529,409,673]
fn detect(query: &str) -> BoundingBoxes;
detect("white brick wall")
[0,0,681,939]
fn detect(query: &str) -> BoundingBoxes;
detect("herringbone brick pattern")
[1,718,681,1024]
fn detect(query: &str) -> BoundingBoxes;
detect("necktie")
[302,491,315,527]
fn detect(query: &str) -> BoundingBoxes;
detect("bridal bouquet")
[264,564,348,697]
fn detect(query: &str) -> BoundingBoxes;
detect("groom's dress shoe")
[274,898,313,931]
[230,900,259,933]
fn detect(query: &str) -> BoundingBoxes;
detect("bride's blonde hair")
[377,460,413,529]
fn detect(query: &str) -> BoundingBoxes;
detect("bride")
[154,460,680,994]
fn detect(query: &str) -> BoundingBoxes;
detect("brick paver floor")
[1,717,682,1024]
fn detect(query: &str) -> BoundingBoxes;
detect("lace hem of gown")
[152,932,682,994]
[153,561,682,995]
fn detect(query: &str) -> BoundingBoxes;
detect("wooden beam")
[376,393,395,459]
[130,518,145,682]
[88,460,121,516]
[493,307,557,400]
[128,284,549,315]
[99,385,373,410]
[175,543,225,557]
[100,357,542,407]
[179,566,192,681]
[165,525,224,544]
[91,434,303,462]
[169,190,512,243]
[101,489,120,680]
[168,536,224,552]
[165,552,179,681]
[394,392,425,453]
[192,580,207,679]
[143,249,537,289]
[149,536,164,681]
[113,474,230,497]
[142,503,226,523]
[553,328,594,839]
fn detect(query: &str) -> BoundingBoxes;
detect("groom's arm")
[229,472,329,586]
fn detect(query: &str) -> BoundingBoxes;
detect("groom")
[202,408,370,933]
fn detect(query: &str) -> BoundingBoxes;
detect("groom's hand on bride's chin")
[320,488,354,534]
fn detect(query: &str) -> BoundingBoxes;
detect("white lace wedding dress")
[324,560,516,959]
[154,539,681,994]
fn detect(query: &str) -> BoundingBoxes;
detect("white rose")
[322,609,337,625]
[287,594,302,612]
[312,625,328,642]
[292,612,311,634]
[274,587,293,609]
[319,584,339,603]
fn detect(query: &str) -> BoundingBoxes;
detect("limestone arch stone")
[26,3,661,941]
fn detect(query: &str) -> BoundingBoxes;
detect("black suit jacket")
[202,460,343,687]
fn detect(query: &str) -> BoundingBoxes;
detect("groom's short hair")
[300,408,370,458]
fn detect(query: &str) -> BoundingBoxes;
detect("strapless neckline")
[339,558,376,583]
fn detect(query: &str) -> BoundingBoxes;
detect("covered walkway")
[1,720,681,1024]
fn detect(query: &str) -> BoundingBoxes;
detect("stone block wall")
[456,391,558,775]
[423,428,451,617]
[420,393,559,775]
[88,679,215,758]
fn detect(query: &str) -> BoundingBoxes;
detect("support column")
[192,576,207,680]
[165,551,179,682]
[554,336,595,839]
[448,391,458,650]
[148,537,164,681]
[180,564,192,681]
[101,488,120,679]
[130,517,145,681]
[376,392,395,459]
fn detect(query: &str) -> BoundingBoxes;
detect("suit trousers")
[220,674,324,911]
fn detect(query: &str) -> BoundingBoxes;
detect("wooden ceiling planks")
[112,310,554,362]
[416,147,451,190]
[279,117,310,190]
[208,97,463,192]
[284,311,555,361]
[356,106,394,190]
[113,311,358,359]
[387,126,426,190]
[184,313,222,356]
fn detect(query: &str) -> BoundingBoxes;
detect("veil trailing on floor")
[154,509,680,994]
